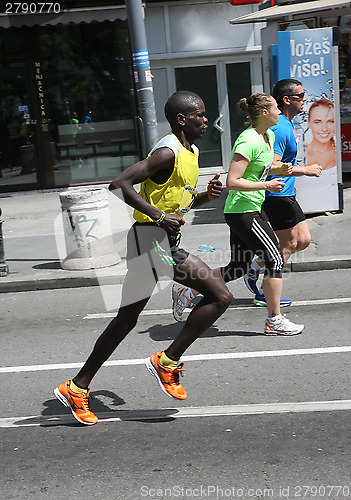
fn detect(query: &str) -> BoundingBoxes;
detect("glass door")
[226,62,252,147]
[175,65,221,169]
[175,62,252,171]
[0,31,38,191]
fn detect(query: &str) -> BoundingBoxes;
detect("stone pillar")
[59,188,120,270]
[0,209,9,277]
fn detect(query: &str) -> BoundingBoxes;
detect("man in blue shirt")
[245,78,322,306]
[82,110,95,140]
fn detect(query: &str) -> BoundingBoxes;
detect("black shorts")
[221,211,284,282]
[126,222,189,278]
[262,195,306,231]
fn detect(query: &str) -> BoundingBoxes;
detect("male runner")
[54,91,233,425]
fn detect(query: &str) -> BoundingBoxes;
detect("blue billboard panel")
[278,28,340,213]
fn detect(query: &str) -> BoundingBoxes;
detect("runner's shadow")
[33,261,62,270]
[191,297,258,308]
[14,395,178,427]
[139,323,262,341]
[14,390,127,427]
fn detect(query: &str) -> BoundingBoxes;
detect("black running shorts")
[126,222,189,277]
[262,195,306,231]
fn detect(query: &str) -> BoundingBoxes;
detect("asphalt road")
[1,269,351,500]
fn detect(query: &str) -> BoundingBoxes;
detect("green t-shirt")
[224,126,274,214]
[70,117,79,139]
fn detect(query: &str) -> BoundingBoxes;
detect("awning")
[0,5,127,29]
[230,0,351,24]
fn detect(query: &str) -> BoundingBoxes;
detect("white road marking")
[289,297,351,306]
[1,399,351,428]
[84,297,351,319]
[1,345,351,374]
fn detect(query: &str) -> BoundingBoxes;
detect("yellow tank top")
[133,133,199,223]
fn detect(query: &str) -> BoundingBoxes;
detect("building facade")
[146,0,264,172]
[0,0,262,192]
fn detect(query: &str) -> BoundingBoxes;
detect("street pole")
[0,208,9,277]
[125,0,158,157]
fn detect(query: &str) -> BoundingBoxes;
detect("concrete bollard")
[59,187,121,270]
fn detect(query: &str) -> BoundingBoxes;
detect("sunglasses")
[288,92,305,99]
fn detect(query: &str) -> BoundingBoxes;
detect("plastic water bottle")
[198,244,216,252]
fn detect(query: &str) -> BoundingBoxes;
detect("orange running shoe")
[54,380,98,425]
[146,351,187,400]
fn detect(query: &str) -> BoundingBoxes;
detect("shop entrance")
[0,19,140,193]
[0,33,38,190]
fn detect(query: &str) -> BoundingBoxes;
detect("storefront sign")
[341,122,351,161]
[35,61,49,132]
[278,28,341,213]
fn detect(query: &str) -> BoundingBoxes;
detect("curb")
[0,256,350,293]
[289,255,351,273]
[0,276,102,293]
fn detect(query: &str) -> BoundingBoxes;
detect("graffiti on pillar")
[65,210,98,247]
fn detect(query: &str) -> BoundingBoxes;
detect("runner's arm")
[109,147,184,233]
[270,157,293,175]
[272,153,322,177]
[226,153,285,193]
[192,173,223,207]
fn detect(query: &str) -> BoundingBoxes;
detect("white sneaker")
[264,314,304,336]
[172,283,194,322]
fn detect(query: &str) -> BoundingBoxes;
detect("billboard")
[277,28,341,213]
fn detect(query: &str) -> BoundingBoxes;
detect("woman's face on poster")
[308,105,335,144]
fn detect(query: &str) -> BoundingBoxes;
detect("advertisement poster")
[278,28,340,213]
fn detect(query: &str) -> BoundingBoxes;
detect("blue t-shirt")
[266,114,297,197]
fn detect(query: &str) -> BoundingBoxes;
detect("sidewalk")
[0,176,350,293]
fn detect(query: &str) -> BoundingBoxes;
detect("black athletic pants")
[221,211,284,283]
